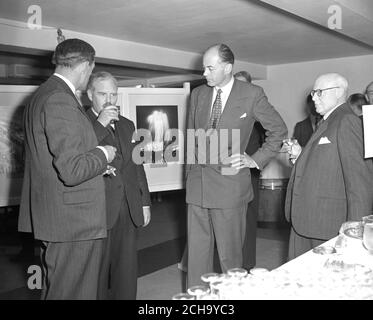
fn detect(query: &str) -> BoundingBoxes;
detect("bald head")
[203,44,234,87]
[312,73,348,116]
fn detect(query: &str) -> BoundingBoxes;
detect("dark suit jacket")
[186,79,287,209]
[245,122,265,155]
[86,108,151,228]
[293,116,313,148]
[18,75,108,242]
[285,103,373,240]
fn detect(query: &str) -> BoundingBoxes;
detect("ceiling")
[0,0,372,84]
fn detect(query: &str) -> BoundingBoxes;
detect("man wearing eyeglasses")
[285,73,373,260]
[365,81,373,105]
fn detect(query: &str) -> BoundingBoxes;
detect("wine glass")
[362,215,373,253]
[171,292,195,300]
[227,267,248,279]
[187,285,210,299]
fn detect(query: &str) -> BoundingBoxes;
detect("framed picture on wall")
[118,84,190,192]
[0,85,38,206]
[136,105,179,164]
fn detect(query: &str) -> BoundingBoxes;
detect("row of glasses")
[172,267,273,300]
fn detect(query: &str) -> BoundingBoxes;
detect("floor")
[0,190,290,300]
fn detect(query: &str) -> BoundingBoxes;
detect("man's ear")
[87,88,93,101]
[335,87,345,100]
[224,63,233,75]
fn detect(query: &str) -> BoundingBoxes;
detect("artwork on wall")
[0,86,37,206]
[0,84,190,205]
[118,84,189,192]
[136,105,179,164]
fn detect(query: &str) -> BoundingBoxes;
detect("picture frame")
[118,84,190,192]
[0,83,190,206]
[0,85,38,207]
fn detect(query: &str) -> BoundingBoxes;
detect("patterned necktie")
[209,89,222,129]
[108,124,115,136]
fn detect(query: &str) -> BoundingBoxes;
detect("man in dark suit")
[285,73,373,260]
[86,71,151,300]
[18,39,117,299]
[234,71,265,271]
[293,94,322,147]
[186,44,287,286]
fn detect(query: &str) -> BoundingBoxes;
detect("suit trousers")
[242,168,260,270]
[98,199,138,300]
[40,238,104,300]
[287,227,324,261]
[187,204,246,287]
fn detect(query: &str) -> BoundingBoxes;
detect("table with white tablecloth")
[251,236,373,300]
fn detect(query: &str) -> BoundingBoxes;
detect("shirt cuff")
[244,152,260,169]
[96,146,109,161]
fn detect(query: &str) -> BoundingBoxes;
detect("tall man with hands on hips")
[18,39,116,299]
[185,44,287,287]
[86,71,151,300]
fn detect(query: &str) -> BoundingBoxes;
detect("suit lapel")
[196,86,213,129]
[294,104,346,166]
[295,119,328,167]
[116,120,131,164]
[217,79,240,129]
[86,107,97,123]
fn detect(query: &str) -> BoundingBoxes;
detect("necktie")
[209,89,222,129]
[108,124,115,136]
[314,116,323,131]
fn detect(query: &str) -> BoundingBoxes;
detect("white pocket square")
[318,136,331,144]
[240,113,247,119]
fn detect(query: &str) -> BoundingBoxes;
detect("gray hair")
[87,71,118,91]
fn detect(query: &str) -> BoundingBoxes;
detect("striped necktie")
[209,88,222,129]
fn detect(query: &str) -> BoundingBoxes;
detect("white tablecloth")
[266,236,373,300]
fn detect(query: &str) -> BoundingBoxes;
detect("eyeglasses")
[310,87,339,97]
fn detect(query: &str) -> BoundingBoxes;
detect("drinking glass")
[187,285,210,299]
[362,215,373,253]
[362,215,373,225]
[279,138,295,153]
[210,280,225,297]
[249,267,270,276]
[227,267,248,279]
[201,272,220,284]
[102,102,120,123]
[171,292,195,300]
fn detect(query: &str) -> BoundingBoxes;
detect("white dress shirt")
[210,76,235,113]
[211,76,259,169]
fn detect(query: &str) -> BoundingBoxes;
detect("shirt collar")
[53,73,76,94]
[323,102,343,120]
[91,108,99,117]
[215,75,234,93]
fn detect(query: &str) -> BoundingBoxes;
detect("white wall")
[255,54,373,179]
[0,18,267,79]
